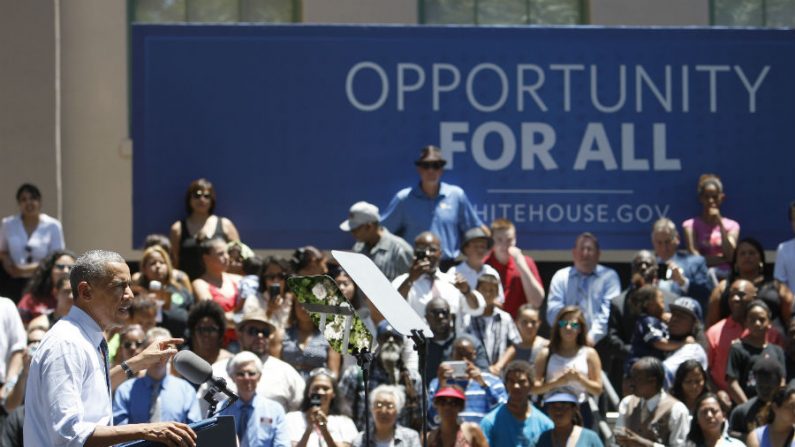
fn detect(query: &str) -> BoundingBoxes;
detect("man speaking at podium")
[24,250,197,447]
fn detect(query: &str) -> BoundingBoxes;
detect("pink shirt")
[682,216,739,274]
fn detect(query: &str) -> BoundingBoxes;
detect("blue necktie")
[238,404,252,442]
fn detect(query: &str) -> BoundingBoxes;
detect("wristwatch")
[121,361,135,379]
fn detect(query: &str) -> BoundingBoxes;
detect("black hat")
[753,356,785,378]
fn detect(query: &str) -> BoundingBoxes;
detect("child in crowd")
[447,228,505,304]
[489,304,549,378]
[465,274,520,368]
[624,285,689,376]
[726,300,786,404]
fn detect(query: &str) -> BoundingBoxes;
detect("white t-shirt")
[0,297,26,383]
[775,238,795,289]
[446,262,505,304]
[285,411,357,447]
[391,270,485,331]
[0,213,65,268]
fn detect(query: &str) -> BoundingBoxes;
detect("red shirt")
[706,317,784,391]
[484,251,543,318]
[17,292,56,326]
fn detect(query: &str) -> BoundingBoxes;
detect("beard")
[379,342,402,366]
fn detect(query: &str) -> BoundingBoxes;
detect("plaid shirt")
[463,308,521,365]
[427,373,507,428]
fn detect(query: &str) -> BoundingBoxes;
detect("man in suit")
[651,218,714,312]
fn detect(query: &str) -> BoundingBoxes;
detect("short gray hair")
[70,250,126,297]
[146,327,171,344]
[227,351,263,377]
[651,218,679,239]
[369,384,406,414]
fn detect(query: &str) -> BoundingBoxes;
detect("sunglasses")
[195,326,220,335]
[123,340,145,350]
[309,367,335,379]
[192,191,212,199]
[244,326,271,338]
[235,370,259,378]
[54,263,72,271]
[558,320,581,330]
[416,161,445,170]
[374,401,396,410]
[435,397,463,407]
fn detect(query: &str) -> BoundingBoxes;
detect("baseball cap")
[434,386,466,401]
[753,356,785,378]
[376,320,402,341]
[339,201,380,232]
[669,297,703,322]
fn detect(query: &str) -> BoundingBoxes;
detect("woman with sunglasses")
[169,178,240,281]
[0,183,65,302]
[280,286,341,380]
[220,351,291,447]
[16,249,75,326]
[531,306,603,428]
[352,384,421,447]
[427,386,488,447]
[381,146,487,272]
[286,368,357,447]
[186,300,232,372]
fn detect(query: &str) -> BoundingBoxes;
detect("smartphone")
[441,360,468,379]
[309,393,322,407]
[414,248,429,261]
[657,263,669,280]
[269,283,281,297]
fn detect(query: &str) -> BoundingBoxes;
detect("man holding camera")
[651,218,713,310]
[393,231,485,330]
[426,336,507,428]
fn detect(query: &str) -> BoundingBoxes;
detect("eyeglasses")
[558,320,581,330]
[195,326,220,335]
[192,191,211,199]
[244,326,271,338]
[235,370,259,378]
[123,340,145,350]
[416,161,445,170]
[435,397,463,407]
[54,263,72,271]
[374,401,396,410]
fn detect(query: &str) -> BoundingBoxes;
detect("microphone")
[174,350,239,401]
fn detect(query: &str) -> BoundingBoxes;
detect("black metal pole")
[410,329,428,447]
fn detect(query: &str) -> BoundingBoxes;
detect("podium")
[119,415,237,446]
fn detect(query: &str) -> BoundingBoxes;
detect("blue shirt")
[537,427,604,447]
[546,265,621,344]
[220,394,290,447]
[113,374,201,425]
[625,314,668,374]
[480,403,553,447]
[427,373,507,427]
[381,181,484,260]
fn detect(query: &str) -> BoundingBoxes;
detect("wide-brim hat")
[236,310,278,331]
[462,227,493,250]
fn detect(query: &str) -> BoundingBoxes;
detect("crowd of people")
[1,145,795,447]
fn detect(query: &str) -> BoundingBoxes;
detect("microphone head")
[173,350,213,385]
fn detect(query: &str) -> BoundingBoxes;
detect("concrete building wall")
[0,1,735,263]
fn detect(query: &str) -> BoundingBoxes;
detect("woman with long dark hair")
[686,393,745,447]
[746,388,795,447]
[169,178,240,280]
[671,360,712,415]
[17,249,75,326]
[286,367,357,447]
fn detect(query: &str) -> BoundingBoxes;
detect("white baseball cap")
[339,201,380,231]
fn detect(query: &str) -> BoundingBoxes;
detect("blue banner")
[132,25,795,251]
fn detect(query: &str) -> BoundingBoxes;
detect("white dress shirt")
[392,270,485,332]
[615,390,689,447]
[0,297,26,384]
[24,306,112,447]
[0,213,65,268]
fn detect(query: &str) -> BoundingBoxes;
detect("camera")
[309,393,322,407]
[269,283,281,297]
[658,263,670,280]
[414,248,429,261]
